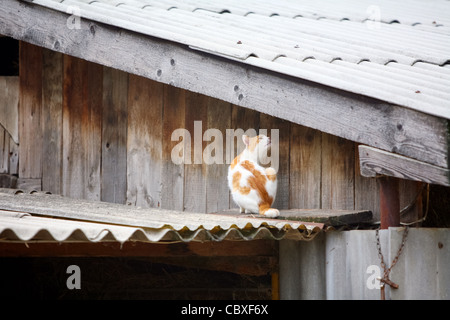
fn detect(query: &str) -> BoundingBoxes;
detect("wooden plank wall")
[16,43,423,222]
[0,65,19,190]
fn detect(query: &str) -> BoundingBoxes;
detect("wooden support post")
[271,272,280,300]
[379,176,400,229]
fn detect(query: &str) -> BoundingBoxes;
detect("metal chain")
[375,226,409,285]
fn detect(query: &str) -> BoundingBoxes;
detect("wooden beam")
[0,240,277,257]
[16,178,41,191]
[152,256,277,276]
[1,0,448,169]
[379,176,400,229]
[0,240,278,275]
[359,145,450,186]
[0,240,278,276]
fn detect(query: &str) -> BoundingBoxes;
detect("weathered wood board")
[42,49,63,194]
[359,145,450,186]
[0,76,19,144]
[126,74,163,208]
[19,41,42,179]
[219,208,373,227]
[101,67,128,203]
[0,127,9,174]
[322,134,355,210]
[9,135,18,175]
[289,125,321,209]
[183,91,207,212]
[260,113,290,210]
[277,209,372,226]
[161,84,185,211]
[205,98,231,213]
[62,55,102,200]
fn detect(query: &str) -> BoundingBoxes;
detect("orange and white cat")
[228,134,279,218]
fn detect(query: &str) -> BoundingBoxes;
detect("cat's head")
[242,134,271,164]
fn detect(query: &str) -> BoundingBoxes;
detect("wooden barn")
[0,0,449,300]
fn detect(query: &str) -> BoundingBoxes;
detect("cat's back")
[228,157,269,189]
[228,155,261,176]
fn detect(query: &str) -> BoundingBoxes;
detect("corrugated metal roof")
[0,191,323,243]
[30,0,450,119]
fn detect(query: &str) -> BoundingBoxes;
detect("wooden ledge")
[218,208,373,227]
[359,145,450,187]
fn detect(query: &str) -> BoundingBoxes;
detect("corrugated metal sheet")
[0,191,323,243]
[280,228,450,299]
[30,0,450,119]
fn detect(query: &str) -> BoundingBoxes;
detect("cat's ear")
[242,135,250,146]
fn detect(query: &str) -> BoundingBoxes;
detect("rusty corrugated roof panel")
[0,191,323,243]
[29,0,450,119]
